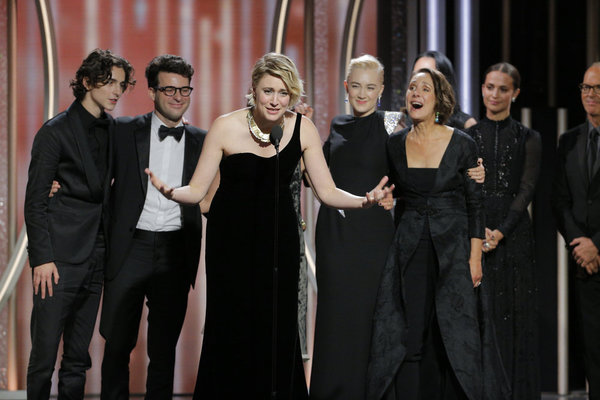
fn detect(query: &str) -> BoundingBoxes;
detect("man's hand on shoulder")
[48,180,60,198]
[32,262,60,299]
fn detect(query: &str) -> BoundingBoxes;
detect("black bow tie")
[158,125,184,141]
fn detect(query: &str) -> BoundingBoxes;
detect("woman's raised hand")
[363,176,395,208]
[145,168,175,199]
[378,191,395,210]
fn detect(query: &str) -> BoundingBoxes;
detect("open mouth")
[410,101,423,109]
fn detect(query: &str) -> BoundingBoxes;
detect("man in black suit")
[24,49,134,400]
[553,61,600,400]
[99,54,206,400]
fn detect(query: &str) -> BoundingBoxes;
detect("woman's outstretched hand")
[145,168,175,199]
[363,176,395,209]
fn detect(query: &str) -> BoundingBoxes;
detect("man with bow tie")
[24,49,134,400]
[553,62,600,400]
[100,54,207,400]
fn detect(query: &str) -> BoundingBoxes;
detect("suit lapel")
[587,124,600,191]
[432,131,457,193]
[182,127,200,185]
[104,116,115,201]
[67,103,103,202]
[574,124,590,186]
[134,114,152,196]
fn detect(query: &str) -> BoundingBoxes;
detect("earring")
[511,97,516,103]
[377,96,381,107]
[435,112,440,124]
[344,96,349,103]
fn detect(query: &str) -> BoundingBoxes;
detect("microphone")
[268,123,283,398]
[270,125,283,150]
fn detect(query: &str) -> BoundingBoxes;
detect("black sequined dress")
[466,116,542,399]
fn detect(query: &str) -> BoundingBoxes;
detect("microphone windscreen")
[270,125,283,146]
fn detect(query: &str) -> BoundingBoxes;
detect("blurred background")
[0,0,597,396]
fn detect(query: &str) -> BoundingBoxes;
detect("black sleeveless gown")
[194,113,308,399]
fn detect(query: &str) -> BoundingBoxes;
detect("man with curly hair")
[24,48,134,400]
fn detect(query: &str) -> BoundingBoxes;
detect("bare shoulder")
[297,112,320,150]
[213,108,247,127]
[296,111,315,127]
[441,124,455,137]
[207,108,247,136]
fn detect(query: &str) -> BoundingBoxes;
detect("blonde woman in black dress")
[147,52,392,399]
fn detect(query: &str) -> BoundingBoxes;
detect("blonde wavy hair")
[346,54,384,83]
[246,52,304,108]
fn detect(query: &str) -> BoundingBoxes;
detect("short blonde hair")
[346,54,384,83]
[246,52,304,107]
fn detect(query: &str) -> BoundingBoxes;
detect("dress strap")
[290,112,302,152]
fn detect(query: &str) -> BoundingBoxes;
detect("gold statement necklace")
[247,108,284,145]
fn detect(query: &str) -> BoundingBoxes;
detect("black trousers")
[27,236,104,400]
[575,271,600,400]
[100,229,190,400]
[387,226,466,400]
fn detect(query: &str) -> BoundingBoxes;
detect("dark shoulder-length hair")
[70,48,135,100]
[414,50,457,90]
[411,68,455,124]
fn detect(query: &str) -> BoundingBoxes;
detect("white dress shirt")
[136,113,185,231]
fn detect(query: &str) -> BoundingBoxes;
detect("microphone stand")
[270,130,282,400]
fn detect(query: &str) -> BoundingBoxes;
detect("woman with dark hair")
[466,62,542,399]
[412,50,477,129]
[367,68,509,400]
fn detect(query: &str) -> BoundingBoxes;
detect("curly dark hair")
[245,53,304,107]
[412,68,455,124]
[70,48,135,100]
[145,54,194,89]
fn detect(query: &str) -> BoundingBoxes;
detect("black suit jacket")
[25,101,112,268]
[553,122,600,249]
[107,113,206,286]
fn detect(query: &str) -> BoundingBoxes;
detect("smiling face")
[482,70,519,120]
[406,72,436,123]
[344,66,384,117]
[582,65,600,125]
[252,73,290,127]
[81,66,126,117]
[149,71,191,126]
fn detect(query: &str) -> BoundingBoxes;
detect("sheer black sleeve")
[498,128,542,236]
